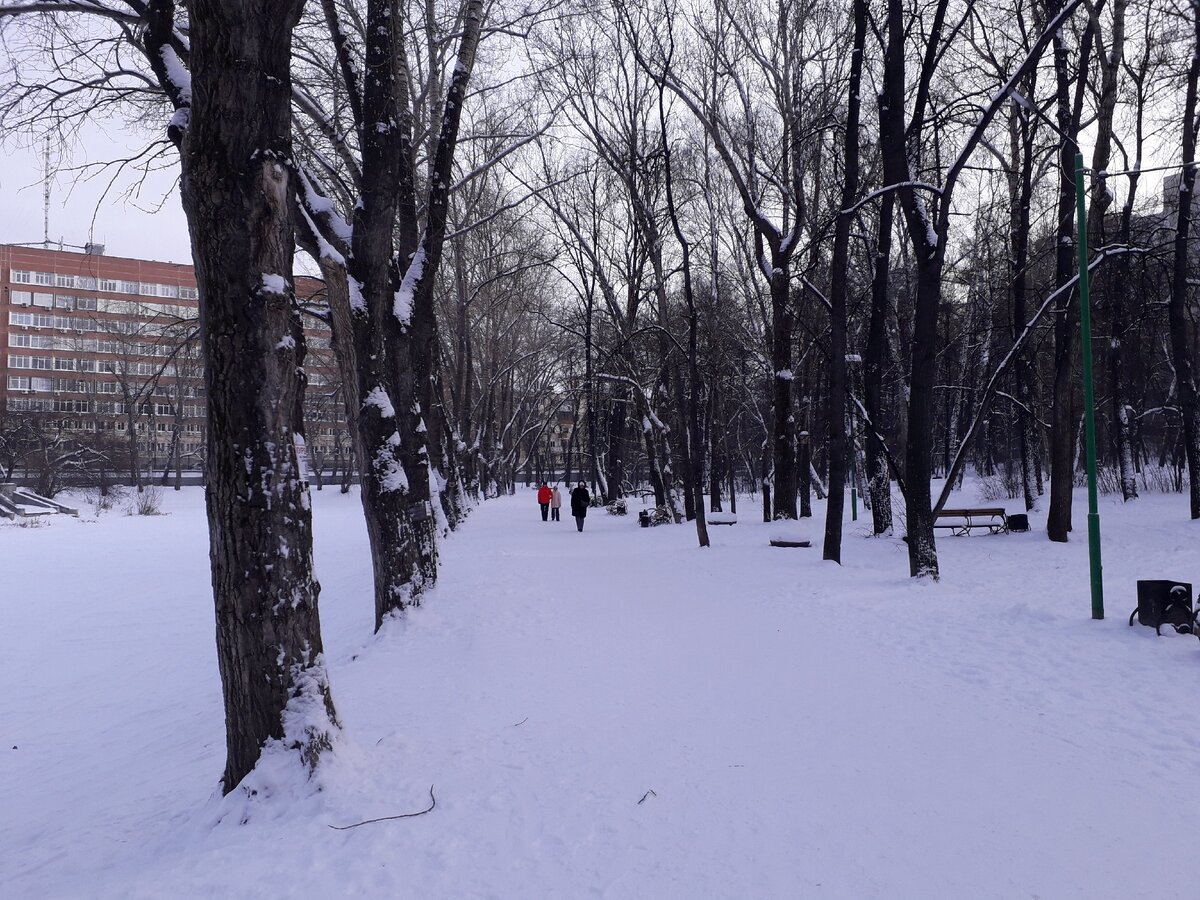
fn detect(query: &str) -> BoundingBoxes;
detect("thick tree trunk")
[760,439,772,523]
[1046,91,1079,540]
[1046,0,1094,541]
[708,385,723,512]
[345,0,433,627]
[636,392,670,512]
[1169,2,1200,519]
[865,193,894,533]
[1008,103,1039,512]
[771,262,797,519]
[904,259,944,578]
[822,0,864,563]
[882,0,941,578]
[798,364,812,518]
[182,0,337,793]
[604,390,627,503]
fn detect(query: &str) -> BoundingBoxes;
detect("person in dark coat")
[570,482,591,532]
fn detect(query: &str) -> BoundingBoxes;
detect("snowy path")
[3,487,1199,898]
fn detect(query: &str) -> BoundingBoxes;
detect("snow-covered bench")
[768,521,811,547]
[934,507,1009,536]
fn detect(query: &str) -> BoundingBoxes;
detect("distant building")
[1,244,344,478]
[1163,172,1182,215]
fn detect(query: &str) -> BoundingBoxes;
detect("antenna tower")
[43,135,51,250]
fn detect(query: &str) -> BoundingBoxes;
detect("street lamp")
[1012,92,1104,619]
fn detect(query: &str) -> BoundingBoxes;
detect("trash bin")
[638,509,651,528]
[1130,580,1195,634]
[1008,513,1029,532]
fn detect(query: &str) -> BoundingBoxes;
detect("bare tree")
[1168,0,1200,518]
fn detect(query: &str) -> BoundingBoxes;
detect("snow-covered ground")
[2,483,1198,899]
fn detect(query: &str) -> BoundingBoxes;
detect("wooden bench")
[933,507,1009,536]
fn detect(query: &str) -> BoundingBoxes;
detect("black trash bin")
[1130,580,1195,634]
[638,509,651,528]
[1008,513,1030,532]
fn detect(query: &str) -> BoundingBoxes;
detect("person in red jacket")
[537,482,552,521]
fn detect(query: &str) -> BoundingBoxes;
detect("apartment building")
[1,244,345,477]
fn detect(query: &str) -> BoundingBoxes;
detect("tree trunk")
[181,0,337,793]
[865,192,894,533]
[1047,0,1092,541]
[1169,0,1200,519]
[1008,101,1039,512]
[822,0,864,563]
[1088,0,1136,502]
[770,261,797,519]
[882,0,942,578]
[799,363,812,518]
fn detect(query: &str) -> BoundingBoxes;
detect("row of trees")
[3,0,1198,793]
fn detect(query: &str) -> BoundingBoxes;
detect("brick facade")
[1,244,345,478]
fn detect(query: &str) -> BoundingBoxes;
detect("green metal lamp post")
[1074,152,1105,620]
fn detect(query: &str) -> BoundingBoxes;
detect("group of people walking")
[537,482,591,531]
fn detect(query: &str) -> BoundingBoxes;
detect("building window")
[75,275,96,290]
[75,297,97,311]
[10,270,33,284]
[6,336,56,348]
[7,397,53,411]
[141,283,158,296]
[78,359,98,373]
[55,273,74,288]
[53,358,75,371]
[55,295,75,309]
[120,280,139,295]
[34,272,54,286]
[179,286,198,300]
[10,290,32,306]
[32,292,53,308]
[99,278,119,293]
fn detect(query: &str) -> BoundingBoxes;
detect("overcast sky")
[0,121,193,264]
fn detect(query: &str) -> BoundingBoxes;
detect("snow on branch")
[842,181,943,216]
[293,165,351,267]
